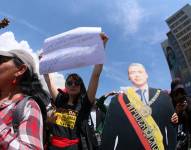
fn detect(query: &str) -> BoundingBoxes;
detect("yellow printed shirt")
[54,108,78,129]
[49,92,92,141]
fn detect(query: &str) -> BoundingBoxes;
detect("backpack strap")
[12,96,48,147]
[12,96,31,133]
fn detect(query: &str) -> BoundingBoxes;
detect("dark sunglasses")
[66,80,81,87]
[0,56,13,64]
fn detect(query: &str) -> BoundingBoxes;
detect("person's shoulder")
[26,98,42,110]
[109,91,127,104]
[149,87,172,103]
[108,92,121,105]
[149,87,169,96]
[149,87,161,91]
[148,87,160,95]
[16,97,41,114]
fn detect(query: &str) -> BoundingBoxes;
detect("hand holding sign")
[39,27,106,74]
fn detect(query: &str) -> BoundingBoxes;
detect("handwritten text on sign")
[39,27,105,74]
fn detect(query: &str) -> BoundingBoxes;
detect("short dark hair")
[171,78,182,91]
[171,78,187,94]
[170,78,187,105]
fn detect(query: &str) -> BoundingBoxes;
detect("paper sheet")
[39,27,105,74]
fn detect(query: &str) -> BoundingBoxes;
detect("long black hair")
[12,56,50,126]
[12,55,53,144]
[13,56,50,105]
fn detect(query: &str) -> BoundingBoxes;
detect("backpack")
[12,96,48,146]
[77,100,99,150]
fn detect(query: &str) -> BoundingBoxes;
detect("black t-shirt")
[48,92,92,150]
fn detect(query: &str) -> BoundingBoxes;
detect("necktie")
[136,89,147,104]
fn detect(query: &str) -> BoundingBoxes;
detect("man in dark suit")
[101,63,176,150]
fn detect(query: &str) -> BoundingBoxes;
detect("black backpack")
[80,117,99,150]
[76,99,99,150]
[12,96,48,146]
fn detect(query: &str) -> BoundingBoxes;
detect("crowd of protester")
[170,78,191,149]
[0,32,191,150]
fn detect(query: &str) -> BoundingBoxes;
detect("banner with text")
[39,27,105,74]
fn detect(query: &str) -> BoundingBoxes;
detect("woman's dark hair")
[13,57,50,104]
[12,56,51,144]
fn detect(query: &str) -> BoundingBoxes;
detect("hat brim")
[0,50,14,57]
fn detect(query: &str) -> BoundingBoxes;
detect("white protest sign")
[39,27,105,74]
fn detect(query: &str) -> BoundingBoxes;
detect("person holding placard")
[43,33,108,150]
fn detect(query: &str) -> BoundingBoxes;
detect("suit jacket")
[101,88,176,150]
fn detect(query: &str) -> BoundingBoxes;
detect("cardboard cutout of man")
[101,63,176,150]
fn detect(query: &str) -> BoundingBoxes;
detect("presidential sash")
[118,88,164,150]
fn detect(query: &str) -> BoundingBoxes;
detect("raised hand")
[171,113,179,124]
[100,32,109,47]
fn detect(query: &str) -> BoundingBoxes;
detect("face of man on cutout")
[128,65,148,88]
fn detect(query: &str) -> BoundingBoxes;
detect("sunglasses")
[0,56,13,64]
[66,80,81,87]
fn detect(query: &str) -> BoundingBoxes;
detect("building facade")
[162,4,191,94]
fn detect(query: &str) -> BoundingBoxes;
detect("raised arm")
[87,32,108,104]
[44,74,58,102]
[96,91,118,113]
[87,64,103,104]
[39,52,59,102]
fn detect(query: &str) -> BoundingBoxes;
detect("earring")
[64,88,68,93]
[12,78,17,85]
